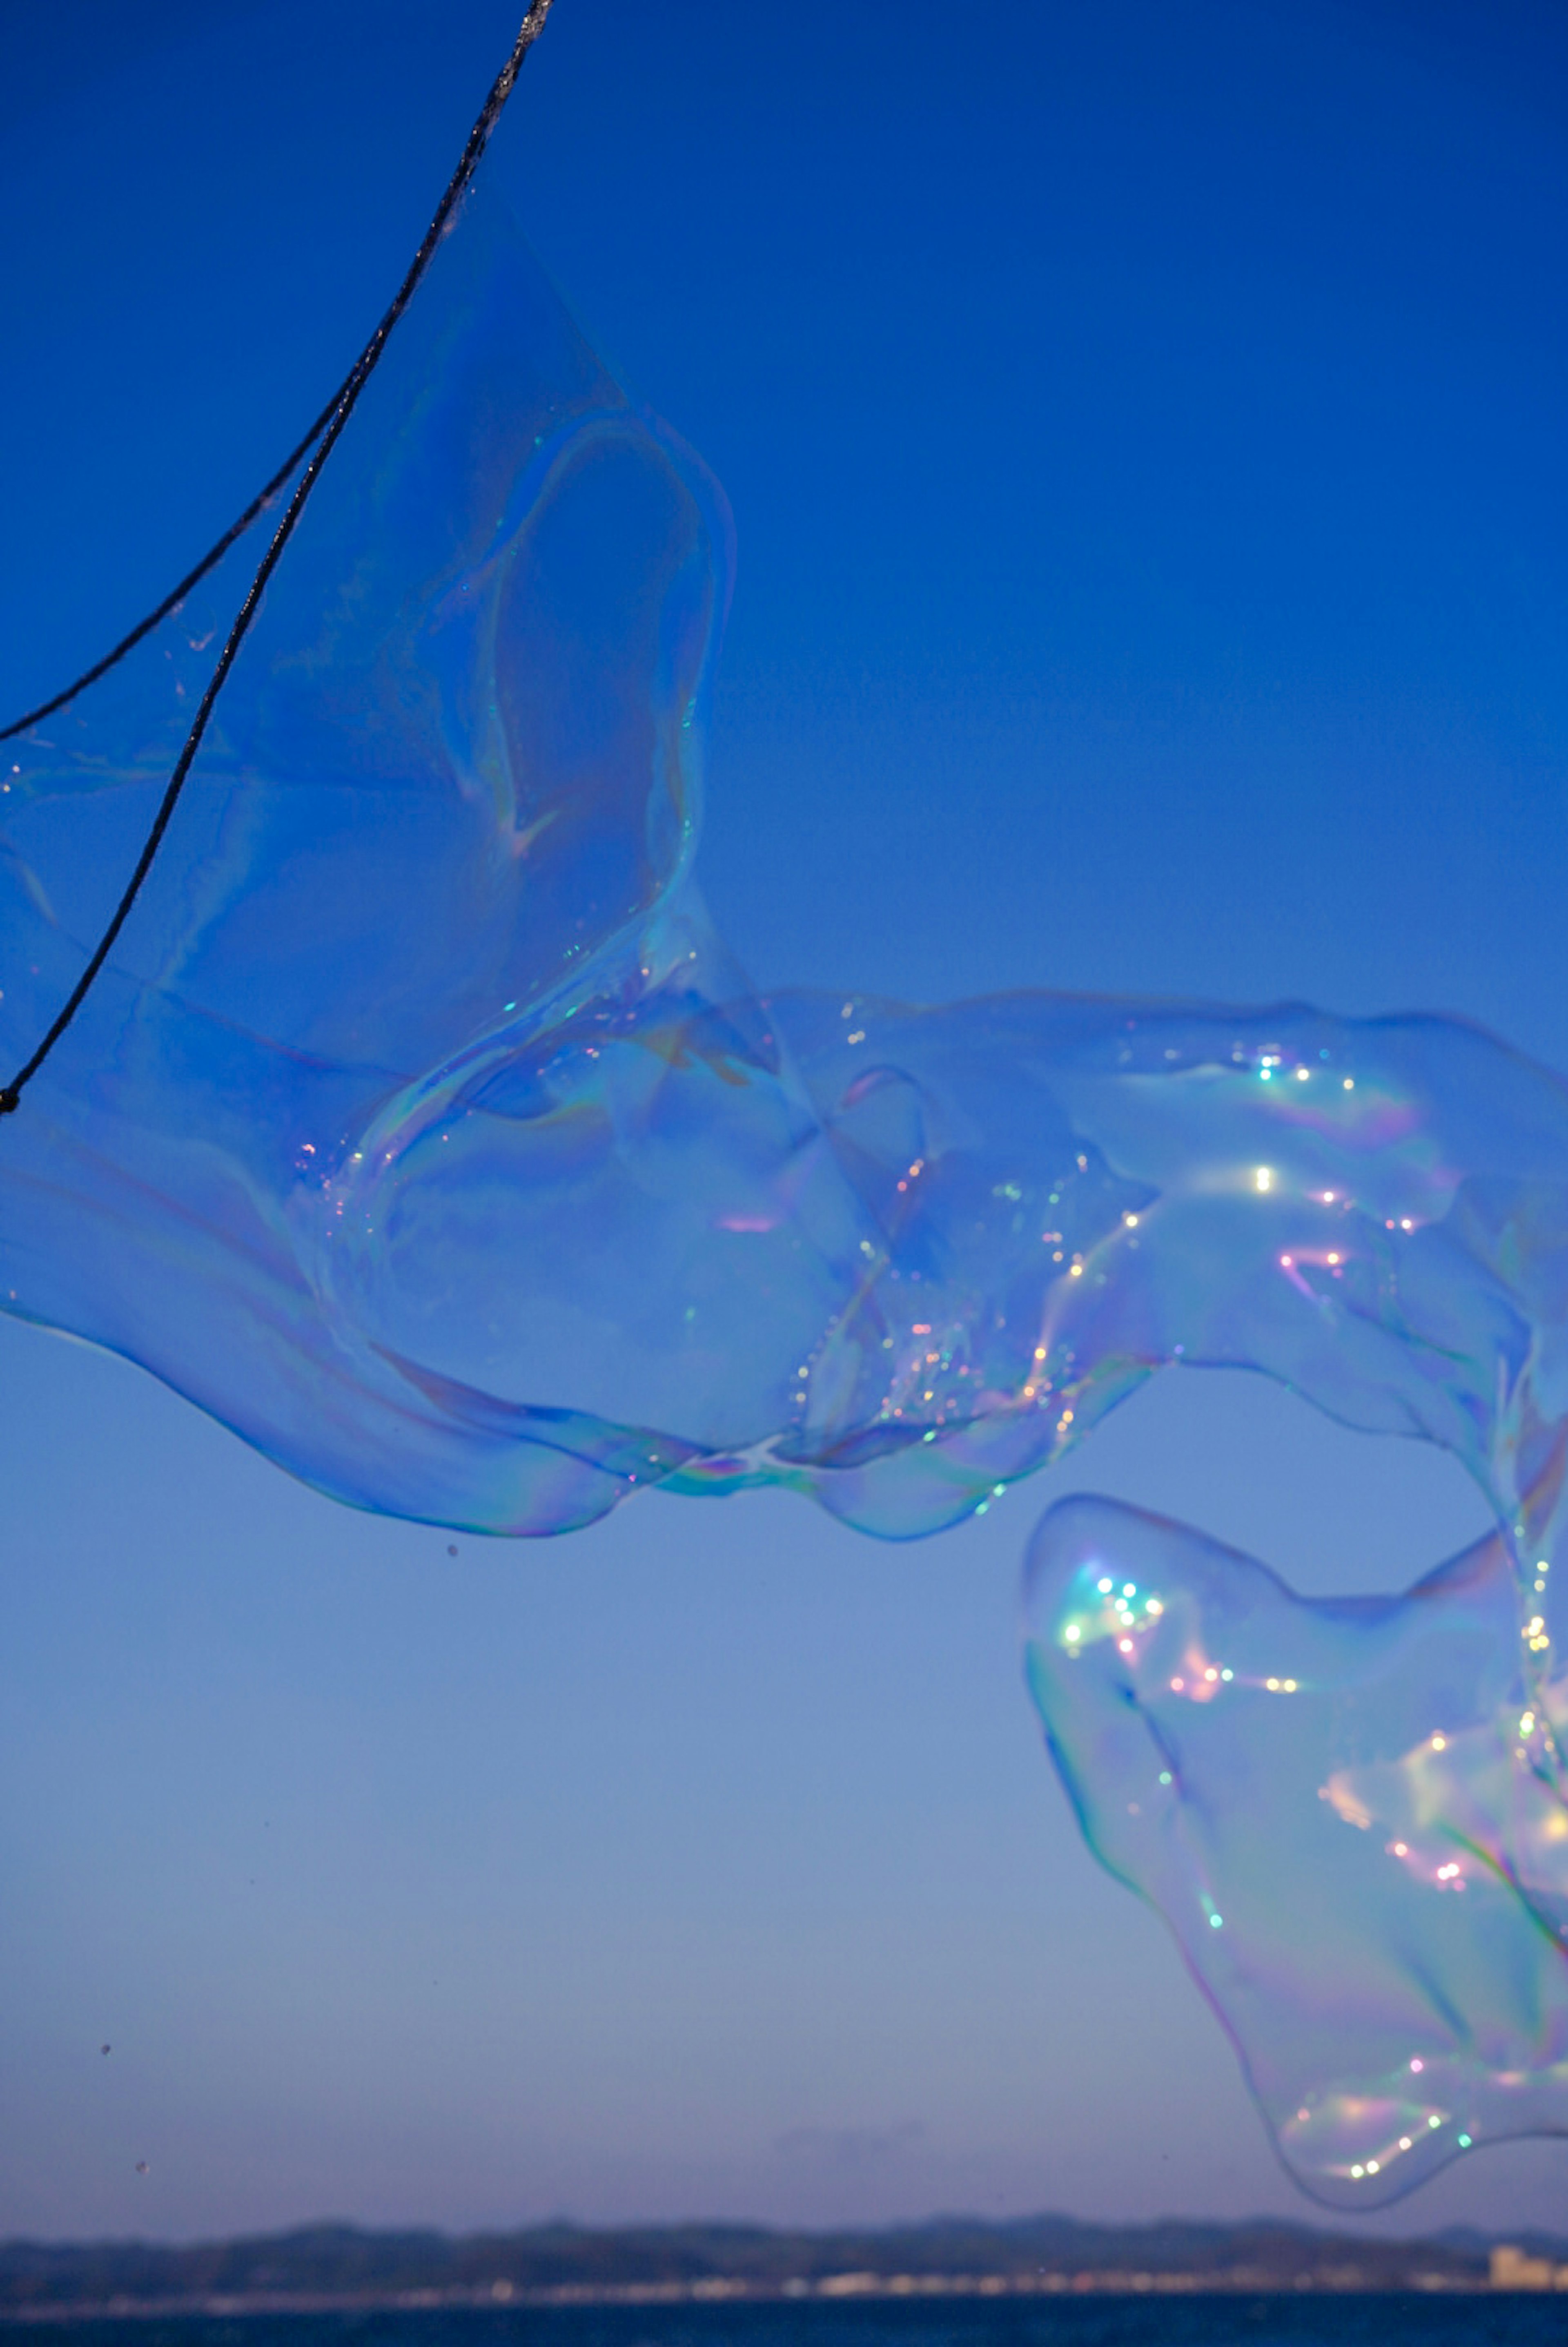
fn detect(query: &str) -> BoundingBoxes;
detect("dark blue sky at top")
[1,0,1566,2244]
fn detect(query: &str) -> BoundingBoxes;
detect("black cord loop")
[0,1,555,1119]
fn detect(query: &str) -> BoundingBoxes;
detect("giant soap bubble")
[2,178,1564,2204]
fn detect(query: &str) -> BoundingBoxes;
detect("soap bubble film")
[2,179,1564,2203]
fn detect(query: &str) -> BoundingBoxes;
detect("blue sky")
[1,0,1566,2241]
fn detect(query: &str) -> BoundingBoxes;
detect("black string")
[0,0,556,1119]
[0,401,338,747]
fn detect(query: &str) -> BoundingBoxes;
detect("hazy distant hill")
[3,2215,1567,2310]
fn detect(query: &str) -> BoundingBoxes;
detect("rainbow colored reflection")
[1026,1502,1566,2205]
[2,179,1564,2204]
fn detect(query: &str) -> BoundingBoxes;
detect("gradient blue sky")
[1,0,1566,2243]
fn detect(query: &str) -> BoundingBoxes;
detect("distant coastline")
[5,2216,1568,2317]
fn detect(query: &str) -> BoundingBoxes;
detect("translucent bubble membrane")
[1025,1502,1566,2206]
[2,177,1565,2198]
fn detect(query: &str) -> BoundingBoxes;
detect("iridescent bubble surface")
[2,178,1564,2201]
[1025,1501,1566,2206]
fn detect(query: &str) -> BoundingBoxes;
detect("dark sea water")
[31,2301,1568,2347]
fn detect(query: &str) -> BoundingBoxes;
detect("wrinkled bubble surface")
[1026,1503,1566,2207]
[2,182,1564,2205]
